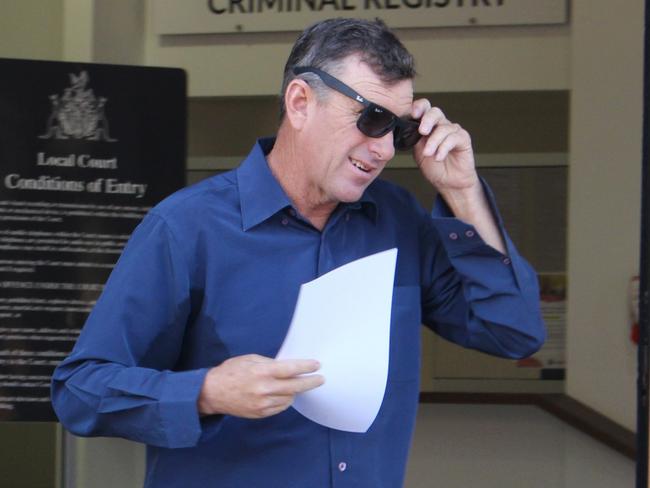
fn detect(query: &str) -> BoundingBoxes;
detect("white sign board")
[153,0,568,35]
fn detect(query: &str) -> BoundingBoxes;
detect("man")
[52,18,545,488]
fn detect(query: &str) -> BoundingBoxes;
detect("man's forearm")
[439,182,507,255]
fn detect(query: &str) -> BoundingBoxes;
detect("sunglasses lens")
[394,119,421,150]
[357,104,395,138]
[356,103,422,150]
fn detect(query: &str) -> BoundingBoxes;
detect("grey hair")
[291,71,332,108]
[279,18,416,120]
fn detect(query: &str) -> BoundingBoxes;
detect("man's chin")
[336,188,366,204]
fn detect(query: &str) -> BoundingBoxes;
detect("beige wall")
[0,0,63,60]
[142,0,570,96]
[93,0,145,65]
[142,27,571,96]
[566,0,645,432]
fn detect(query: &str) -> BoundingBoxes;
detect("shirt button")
[281,218,289,226]
[503,257,511,265]
[449,232,458,240]
[465,230,475,238]
[338,462,347,472]
[345,213,350,222]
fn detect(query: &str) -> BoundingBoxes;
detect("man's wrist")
[438,179,484,221]
[197,366,220,416]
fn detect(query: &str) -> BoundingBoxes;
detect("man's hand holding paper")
[197,354,324,418]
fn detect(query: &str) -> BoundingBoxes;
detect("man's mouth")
[350,158,371,173]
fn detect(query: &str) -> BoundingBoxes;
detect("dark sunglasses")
[292,66,422,151]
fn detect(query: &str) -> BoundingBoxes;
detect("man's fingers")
[255,376,324,414]
[421,123,461,159]
[416,106,448,136]
[411,98,431,120]
[264,359,321,379]
[256,375,324,399]
[241,353,274,363]
[280,374,325,395]
[198,355,324,418]
[257,398,294,418]
[409,101,474,163]
[247,374,325,417]
[433,129,472,161]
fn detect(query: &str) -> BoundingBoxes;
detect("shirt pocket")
[388,285,422,382]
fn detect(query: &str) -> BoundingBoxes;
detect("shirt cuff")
[430,177,511,257]
[429,177,532,291]
[160,368,212,448]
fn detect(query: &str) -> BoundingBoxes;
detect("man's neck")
[266,133,337,231]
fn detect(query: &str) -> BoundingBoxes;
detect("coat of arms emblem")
[39,71,117,142]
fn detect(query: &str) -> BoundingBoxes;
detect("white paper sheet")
[275,248,397,433]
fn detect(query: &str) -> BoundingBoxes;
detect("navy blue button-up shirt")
[52,138,545,488]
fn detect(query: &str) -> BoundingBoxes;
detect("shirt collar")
[345,191,378,223]
[237,138,292,231]
[237,137,378,231]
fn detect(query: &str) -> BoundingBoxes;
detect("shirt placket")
[328,429,359,487]
[317,207,364,488]
[315,207,348,276]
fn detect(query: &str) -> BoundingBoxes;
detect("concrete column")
[566,0,645,431]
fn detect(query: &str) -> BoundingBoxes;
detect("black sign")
[0,59,186,421]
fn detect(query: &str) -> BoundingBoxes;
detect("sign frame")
[152,0,569,35]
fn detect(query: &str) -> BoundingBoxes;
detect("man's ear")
[284,79,312,130]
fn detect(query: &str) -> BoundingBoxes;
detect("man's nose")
[367,130,395,162]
